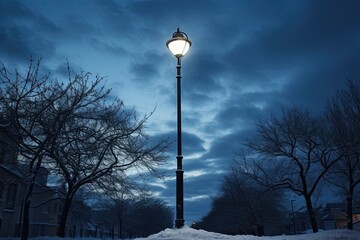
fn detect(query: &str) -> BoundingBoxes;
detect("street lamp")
[166,28,192,228]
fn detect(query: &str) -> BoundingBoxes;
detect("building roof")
[322,208,347,221]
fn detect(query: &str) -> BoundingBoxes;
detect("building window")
[5,183,17,210]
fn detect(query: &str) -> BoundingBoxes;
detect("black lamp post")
[166,28,192,228]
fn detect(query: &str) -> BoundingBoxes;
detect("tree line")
[0,60,170,239]
[196,80,360,235]
[67,191,173,238]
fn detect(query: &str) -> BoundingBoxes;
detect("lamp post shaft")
[177,58,182,161]
[175,57,185,228]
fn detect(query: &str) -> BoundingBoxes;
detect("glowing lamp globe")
[166,28,192,58]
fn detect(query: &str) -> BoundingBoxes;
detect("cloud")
[89,38,130,57]
[0,1,61,63]
[130,62,160,82]
[213,104,261,131]
[150,131,206,157]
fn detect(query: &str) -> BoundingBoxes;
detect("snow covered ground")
[135,226,360,240]
[6,227,359,240]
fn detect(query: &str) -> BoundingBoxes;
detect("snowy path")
[136,226,360,240]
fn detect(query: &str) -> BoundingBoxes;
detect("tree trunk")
[21,196,31,240]
[304,195,318,233]
[21,159,42,240]
[58,195,73,237]
[119,219,123,239]
[346,190,353,230]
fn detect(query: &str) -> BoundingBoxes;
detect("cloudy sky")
[1,0,360,224]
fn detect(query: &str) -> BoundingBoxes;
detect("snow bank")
[8,228,359,240]
[137,226,360,240]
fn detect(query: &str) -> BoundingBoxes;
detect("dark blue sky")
[1,0,360,224]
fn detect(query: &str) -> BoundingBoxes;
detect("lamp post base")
[175,219,185,228]
[175,168,184,229]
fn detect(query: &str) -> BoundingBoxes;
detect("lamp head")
[166,28,191,58]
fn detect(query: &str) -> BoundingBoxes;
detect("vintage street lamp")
[166,28,192,228]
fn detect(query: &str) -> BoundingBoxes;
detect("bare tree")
[127,194,173,237]
[326,80,360,229]
[0,60,169,238]
[104,196,131,239]
[30,69,167,237]
[67,189,94,234]
[0,60,66,240]
[197,167,286,236]
[236,107,341,233]
[97,193,173,239]
[46,70,168,237]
